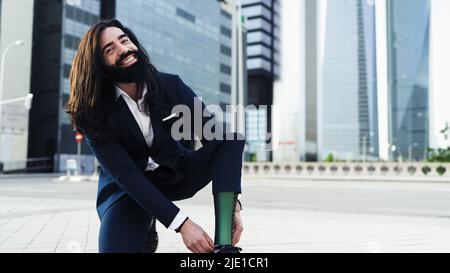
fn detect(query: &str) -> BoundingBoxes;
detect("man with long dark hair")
[65,19,245,253]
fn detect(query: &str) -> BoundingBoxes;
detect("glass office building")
[103,0,233,149]
[241,0,280,162]
[28,0,233,172]
[387,0,430,161]
[28,0,100,172]
[104,0,231,112]
[320,0,378,161]
[305,0,318,161]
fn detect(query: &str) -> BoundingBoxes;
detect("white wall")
[375,0,389,160]
[272,0,305,162]
[429,0,450,149]
[0,0,34,164]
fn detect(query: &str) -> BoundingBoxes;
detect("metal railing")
[243,162,450,180]
[0,157,54,174]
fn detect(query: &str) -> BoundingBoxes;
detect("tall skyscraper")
[304,0,318,161]
[27,0,235,172]
[0,0,34,171]
[319,0,378,161]
[103,0,231,109]
[241,0,280,162]
[386,0,430,161]
[102,0,235,149]
[28,0,100,172]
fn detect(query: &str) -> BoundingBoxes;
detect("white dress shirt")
[115,84,187,230]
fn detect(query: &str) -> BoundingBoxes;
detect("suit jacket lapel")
[113,93,164,152]
[148,90,163,152]
[114,96,148,147]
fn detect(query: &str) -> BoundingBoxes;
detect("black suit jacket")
[84,71,220,227]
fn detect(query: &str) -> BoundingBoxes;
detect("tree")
[324,153,334,163]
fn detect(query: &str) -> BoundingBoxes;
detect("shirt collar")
[115,84,148,103]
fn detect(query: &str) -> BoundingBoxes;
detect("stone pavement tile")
[26,243,59,250]
[156,247,179,253]
[86,246,98,253]
[23,247,56,253]
[2,190,450,253]
[0,241,30,249]
[0,218,32,230]
[55,243,87,253]
[0,248,24,253]
[154,204,450,253]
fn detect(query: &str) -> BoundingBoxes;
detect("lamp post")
[389,144,397,162]
[0,40,25,139]
[408,142,419,162]
[362,132,375,163]
[218,0,246,135]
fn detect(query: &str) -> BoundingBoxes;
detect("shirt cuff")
[168,211,188,230]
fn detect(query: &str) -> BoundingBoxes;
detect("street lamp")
[0,39,26,168]
[0,93,33,108]
[0,39,25,135]
[218,0,246,135]
[441,122,449,140]
[408,142,419,162]
[389,144,397,162]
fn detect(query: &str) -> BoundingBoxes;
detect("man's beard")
[103,50,147,83]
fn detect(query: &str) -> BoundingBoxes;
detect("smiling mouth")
[120,54,137,66]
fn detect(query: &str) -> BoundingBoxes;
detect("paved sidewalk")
[1,175,450,253]
[1,195,450,253]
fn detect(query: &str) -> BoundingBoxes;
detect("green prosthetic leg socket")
[214,192,238,246]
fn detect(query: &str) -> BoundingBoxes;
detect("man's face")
[99,26,138,68]
[99,26,145,83]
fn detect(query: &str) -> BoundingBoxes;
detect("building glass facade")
[112,0,229,109]
[29,0,100,172]
[320,0,378,161]
[28,0,233,171]
[305,0,318,161]
[387,0,430,161]
[241,0,280,162]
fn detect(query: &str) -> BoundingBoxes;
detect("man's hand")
[232,210,243,246]
[179,218,214,253]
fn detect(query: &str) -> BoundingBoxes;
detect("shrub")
[422,166,431,175]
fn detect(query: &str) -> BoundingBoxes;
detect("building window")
[221,26,232,38]
[63,64,72,79]
[64,34,80,50]
[176,7,196,23]
[221,44,232,56]
[66,5,98,25]
[220,83,231,94]
[220,64,231,75]
[221,9,232,20]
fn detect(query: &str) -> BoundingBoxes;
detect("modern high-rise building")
[102,0,235,149]
[28,0,101,172]
[241,0,280,162]
[319,0,378,161]
[0,0,34,172]
[304,0,318,161]
[27,0,236,172]
[103,0,232,110]
[386,0,430,161]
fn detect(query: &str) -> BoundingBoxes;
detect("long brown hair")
[64,18,160,143]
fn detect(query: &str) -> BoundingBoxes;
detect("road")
[0,174,449,252]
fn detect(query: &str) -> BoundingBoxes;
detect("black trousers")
[98,136,245,252]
